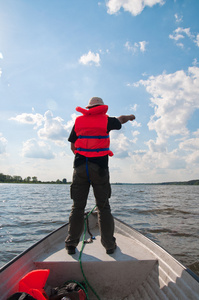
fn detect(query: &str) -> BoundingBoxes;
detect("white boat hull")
[1,213,199,299]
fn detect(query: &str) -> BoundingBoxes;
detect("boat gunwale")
[1,214,199,284]
[0,222,69,273]
[114,216,199,283]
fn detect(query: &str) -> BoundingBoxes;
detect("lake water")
[0,183,199,276]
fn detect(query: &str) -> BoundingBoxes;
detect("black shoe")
[66,246,76,255]
[106,244,117,254]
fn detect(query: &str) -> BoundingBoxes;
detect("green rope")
[79,206,101,300]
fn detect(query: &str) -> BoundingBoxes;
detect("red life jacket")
[74,105,114,157]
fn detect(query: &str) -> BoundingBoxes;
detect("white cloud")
[174,13,183,23]
[179,137,199,164]
[195,34,199,47]
[130,146,187,175]
[38,111,69,143]
[169,27,199,48]
[110,131,130,158]
[131,130,140,143]
[125,41,136,53]
[22,138,55,159]
[10,113,44,129]
[136,66,199,144]
[169,27,193,41]
[179,137,199,151]
[186,151,199,164]
[79,51,100,66]
[176,42,184,49]
[193,59,198,66]
[139,41,148,52]
[0,133,7,154]
[128,65,199,176]
[131,120,141,127]
[122,66,199,177]
[106,0,165,16]
[132,130,140,137]
[66,113,78,131]
[10,110,77,146]
[146,139,167,153]
[130,104,138,111]
[193,129,199,137]
[125,40,148,54]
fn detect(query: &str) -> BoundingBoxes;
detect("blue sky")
[0,0,199,183]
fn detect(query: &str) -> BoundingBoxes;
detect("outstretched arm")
[117,114,135,124]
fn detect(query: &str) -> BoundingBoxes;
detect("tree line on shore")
[111,180,199,185]
[1,172,198,185]
[0,173,68,184]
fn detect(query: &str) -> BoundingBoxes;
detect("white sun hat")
[86,97,104,108]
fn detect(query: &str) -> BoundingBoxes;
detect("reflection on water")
[0,183,199,276]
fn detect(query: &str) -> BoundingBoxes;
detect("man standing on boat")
[65,97,135,255]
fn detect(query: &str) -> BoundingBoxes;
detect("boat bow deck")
[34,215,158,300]
[34,214,199,300]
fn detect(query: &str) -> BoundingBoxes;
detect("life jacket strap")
[78,135,109,139]
[86,157,91,183]
[77,147,110,153]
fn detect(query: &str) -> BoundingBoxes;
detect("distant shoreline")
[112,179,199,185]
[0,173,68,184]
[0,174,199,186]
[0,181,70,184]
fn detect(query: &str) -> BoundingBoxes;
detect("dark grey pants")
[65,162,116,250]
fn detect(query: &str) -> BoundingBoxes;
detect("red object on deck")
[18,269,50,300]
